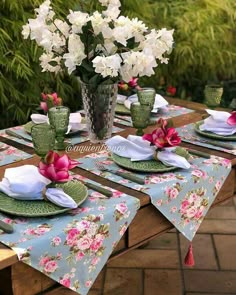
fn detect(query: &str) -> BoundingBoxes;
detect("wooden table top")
[0,98,235,270]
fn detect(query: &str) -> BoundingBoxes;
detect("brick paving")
[88,197,236,294]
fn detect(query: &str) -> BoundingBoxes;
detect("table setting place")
[114,87,194,127]
[0,147,140,295]
[0,142,32,167]
[177,109,236,155]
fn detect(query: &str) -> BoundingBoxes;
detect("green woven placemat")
[111,154,177,172]
[195,121,236,141]
[115,104,131,115]
[0,180,88,217]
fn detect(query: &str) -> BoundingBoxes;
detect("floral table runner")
[113,105,194,127]
[0,142,32,166]
[77,150,231,241]
[0,176,140,295]
[0,125,124,147]
[176,123,236,155]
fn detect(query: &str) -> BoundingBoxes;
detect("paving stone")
[206,206,236,219]
[214,235,236,270]
[144,269,182,295]
[184,270,236,293]
[198,219,236,234]
[103,268,142,295]
[107,249,180,269]
[179,234,218,270]
[144,233,178,250]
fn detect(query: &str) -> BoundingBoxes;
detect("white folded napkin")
[0,165,77,209]
[199,109,236,135]
[117,94,168,113]
[106,135,190,169]
[31,113,87,132]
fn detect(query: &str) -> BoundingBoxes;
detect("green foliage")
[145,0,236,101]
[0,0,81,128]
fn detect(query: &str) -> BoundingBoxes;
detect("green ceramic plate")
[111,154,177,173]
[0,180,88,217]
[195,121,236,141]
[24,121,86,136]
[115,104,131,115]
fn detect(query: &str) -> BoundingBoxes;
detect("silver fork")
[95,161,145,185]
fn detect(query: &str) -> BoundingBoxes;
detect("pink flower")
[60,277,71,288]
[2,218,13,224]
[143,118,181,148]
[66,228,80,246]
[168,188,179,199]
[128,77,138,88]
[40,101,48,112]
[77,235,92,250]
[90,234,104,252]
[76,251,85,261]
[180,200,190,213]
[39,256,50,266]
[52,236,61,246]
[44,260,58,273]
[38,151,79,182]
[227,111,236,125]
[170,206,177,213]
[115,203,128,214]
[186,207,198,219]
[192,169,207,179]
[195,208,204,219]
[91,256,100,265]
[166,85,176,96]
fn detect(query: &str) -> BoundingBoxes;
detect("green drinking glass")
[130,102,151,136]
[31,123,56,157]
[48,106,70,150]
[137,87,156,110]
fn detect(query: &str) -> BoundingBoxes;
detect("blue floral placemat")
[76,150,231,241]
[0,142,32,166]
[0,125,124,147]
[176,123,236,155]
[113,105,194,126]
[0,176,140,295]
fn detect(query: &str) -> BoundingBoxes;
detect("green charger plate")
[115,104,131,115]
[24,121,86,136]
[195,121,236,141]
[0,180,88,217]
[111,154,177,173]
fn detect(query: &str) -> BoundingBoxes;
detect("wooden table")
[0,99,235,295]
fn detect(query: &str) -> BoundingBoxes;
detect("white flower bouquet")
[22,0,174,86]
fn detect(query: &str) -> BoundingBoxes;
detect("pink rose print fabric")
[77,150,231,241]
[0,142,32,166]
[0,177,140,295]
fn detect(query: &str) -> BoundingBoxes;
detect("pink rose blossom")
[77,235,92,250]
[192,169,207,178]
[227,111,236,125]
[52,236,61,246]
[90,234,104,252]
[91,256,100,265]
[39,256,50,266]
[156,199,163,206]
[169,188,179,199]
[60,277,71,288]
[66,228,80,246]
[186,207,198,219]
[44,260,58,273]
[76,252,85,261]
[3,218,13,224]
[180,200,190,213]
[85,280,92,288]
[116,203,128,214]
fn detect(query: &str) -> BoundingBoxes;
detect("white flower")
[34,0,54,20]
[22,24,30,39]
[54,19,70,38]
[67,10,89,34]
[63,34,86,74]
[40,30,66,52]
[28,17,48,44]
[92,54,122,78]
[39,52,62,73]
[103,4,120,20]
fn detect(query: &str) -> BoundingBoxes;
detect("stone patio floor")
[88,196,236,295]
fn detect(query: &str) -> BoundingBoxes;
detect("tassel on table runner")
[184,243,195,267]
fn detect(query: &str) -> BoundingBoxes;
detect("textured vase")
[204,85,223,108]
[80,81,118,143]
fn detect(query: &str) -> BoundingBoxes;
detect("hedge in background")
[0,0,81,128]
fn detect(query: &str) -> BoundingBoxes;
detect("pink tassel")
[184,243,195,267]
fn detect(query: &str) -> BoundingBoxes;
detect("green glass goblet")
[130,102,151,136]
[204,84,223,109]
[137,87,156,110]
[48,106,70,150]
[31,123,56,158]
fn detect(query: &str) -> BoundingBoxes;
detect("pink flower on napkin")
[143,118,181,148]
[227,111,236,126]
[38,150,79,182]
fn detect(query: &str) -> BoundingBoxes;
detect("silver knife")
[5,129,32,142]
[182,138,235,150]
